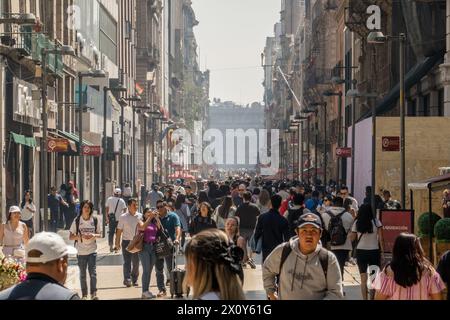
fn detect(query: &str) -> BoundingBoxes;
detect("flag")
[135,82,144,95]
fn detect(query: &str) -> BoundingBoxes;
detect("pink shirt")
[143,223,158,244]
[374,267,445,300]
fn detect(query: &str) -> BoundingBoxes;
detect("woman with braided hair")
[184,229,246,300]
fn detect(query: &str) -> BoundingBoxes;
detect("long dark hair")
[80,200,94,216]
[219,196,234,219]
[390,233,430,287]
[175,194,186,210]
[20,190,33,208]
[199,202,213,218]
[355,204,375,234]
[343,198,353,212]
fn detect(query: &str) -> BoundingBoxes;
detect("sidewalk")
[62,230,362,300]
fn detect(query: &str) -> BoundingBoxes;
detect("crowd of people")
[0,176,449,301]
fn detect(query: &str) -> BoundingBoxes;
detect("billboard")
[380,210,415,253]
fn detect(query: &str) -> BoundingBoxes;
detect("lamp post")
[118,98,128,188]
[40,45,75,231]
[310,102,328,186]
[102,84,126,237]
[323,89,343,185]
[78,70,106,202]
[368,31,407,208]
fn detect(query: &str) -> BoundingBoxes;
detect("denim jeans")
[108,214,118,247]
[122,240,140,283]
[138,243,156,293]
[155,254,173,292]
[77,253,97,296]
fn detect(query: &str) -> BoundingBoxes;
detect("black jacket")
[189,215,217,236]
[254,209,289,256]
[235,202,260,230]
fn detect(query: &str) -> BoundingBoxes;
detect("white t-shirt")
[106,196,127,221]
[70,216,101,256]
[321,208,354,251]
[117,212,142,241]
[21,203,36,221]
[351,219,383,250]
[278,190,289,201]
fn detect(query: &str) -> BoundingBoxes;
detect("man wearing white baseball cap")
[0,232,80,300]
[105,188,127,253]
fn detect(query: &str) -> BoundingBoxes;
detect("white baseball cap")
[9,206,21,213]
[26,232,77,264]
[114,188,122,194]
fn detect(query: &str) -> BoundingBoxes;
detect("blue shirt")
[305,198,322,212]
[48,194,63,214]
[160,211,181,241]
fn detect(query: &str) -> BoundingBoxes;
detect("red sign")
[380,210,414,253]
[336,147,352,158]
[48,138,69,153]
[382,136,400,152]
[82,146,102,156]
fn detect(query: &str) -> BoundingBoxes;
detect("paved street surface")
[61,231,362,300]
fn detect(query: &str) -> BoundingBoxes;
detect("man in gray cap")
[263,213,343,300]
[0,232,79,300]
[105,188,127,252]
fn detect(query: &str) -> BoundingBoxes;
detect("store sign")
[336,147,352,158]
[47,138,69,153]
[380,210,414,253]
[382,136,400,152]
[82,146,102,156]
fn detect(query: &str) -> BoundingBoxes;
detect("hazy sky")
[191,0,280,105]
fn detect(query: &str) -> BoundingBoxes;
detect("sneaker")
[157,290,167,298]
[81,296,88,300]
[141,291,155,299]
[133,281,139,287]
[91,294,99,300]
[109,246,114,253]
[123,280,132,288]
[247,259,257,269]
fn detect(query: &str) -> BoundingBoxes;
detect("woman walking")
[175,193,191,248]
[0,206,29,261]
[20,190,36,237]
[189,202,217,236]
[212,196,236,230]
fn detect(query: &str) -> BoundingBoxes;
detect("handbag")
[126,225,144,254]
[155,228,174,258]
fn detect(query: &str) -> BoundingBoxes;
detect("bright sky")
[191,0,280,105]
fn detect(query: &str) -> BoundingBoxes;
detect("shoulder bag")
[126,225,144,254]
[155,228,174,258]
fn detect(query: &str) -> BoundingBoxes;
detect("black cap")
[295,213,323,230]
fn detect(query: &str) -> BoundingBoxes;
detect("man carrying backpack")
[262,213,343,300]
[286,193,310,238]
[321,196,354,279]
[305,191,322,214]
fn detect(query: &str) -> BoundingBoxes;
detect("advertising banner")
[380,210,414,253]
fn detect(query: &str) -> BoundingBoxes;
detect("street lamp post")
[78,70,106,202]
[310,102,328,186]
[368,31,407,208]
[40,45,75,231]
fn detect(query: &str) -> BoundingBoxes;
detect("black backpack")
[325,210,348,246]
[74,215,98,245]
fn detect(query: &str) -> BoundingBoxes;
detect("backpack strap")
[278,242,292,275]
[75,215,81,245]
[318,248,329,280]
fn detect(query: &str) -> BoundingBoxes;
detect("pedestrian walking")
[225,217,247,263]
[305,190,322,214]
[48,187,69,233]
[235,191,260,269]
[146,184,164,209]
[114,198,142,287]
[350,204,384,300]
[184,229,245,300]
[155,200,181,297]
[0,232,79,300]
[374,233,445,300]
[174,193,191,247]
[338,186,358,213]
[256,189,271,214]
[189,202,217,236]
[382,190,402,210]
[254,195,290,262]
[185,185,198,211]
[20,190,36,237]
[0,206,29,261]
[321,196,354,280]
[123,183,133,202]
[63,184,78,230]
[137,208,162,299]
[105,188,127,252]
[262,213,343,300]
[286,193,310,238]
[69,200,102,300]
[212,195,236,230]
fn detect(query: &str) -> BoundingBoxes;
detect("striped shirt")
[374,266,445,300]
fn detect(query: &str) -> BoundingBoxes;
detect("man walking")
[321,196,354,279]
[254,195,290,262]
[263,213,343,300]
[146,184,164,208]
[115,199,142,287]
[155,200,181,297]
[106,188,127,252]
[48,187,69,232]
[235,191,260,268]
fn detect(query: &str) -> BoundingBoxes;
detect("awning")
[408,173,450,191]
[11,132,36,148]
[57,130,94,147]
[359,50,445,121]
